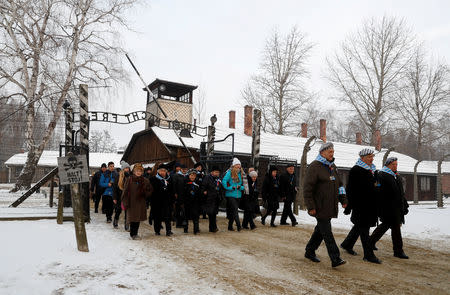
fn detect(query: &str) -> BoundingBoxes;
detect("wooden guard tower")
[144,79,198,129]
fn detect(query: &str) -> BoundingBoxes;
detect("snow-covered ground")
[0,187,449,294]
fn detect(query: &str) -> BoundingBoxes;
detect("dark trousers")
[243,210,255,228]
[130,222,140,237]
[175,202,184,227]
[208,213,217,231]
[341,224,374,258]
[262,210,277,225]
[280,199,296,224]
[94,193,101,212]
[227,197,241,229]
[102,195,114,220]
[370,222,404,254]
[305,218,341,262]
[153,211,172,234]
[184,218,200,233]
[114,204,122,222]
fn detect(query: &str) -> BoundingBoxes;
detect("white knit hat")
[232,157,241,166]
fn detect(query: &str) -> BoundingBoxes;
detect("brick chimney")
[244,105,253,136]
[301,123,308,138]
[229,110,235,129]
[319,119,327,142]
[374,130,381,151]
[356,132,362,145]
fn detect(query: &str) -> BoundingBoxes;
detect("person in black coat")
[242,170,259,230]
[172,164,188,228]
[194,162,207,219]
[182,170,202,234]
[280,164,298,226]
[369,157,409,259]
[201,166,222,232]
[149,164,174,236]
[90,163,107,213]
[261,166,280,227]
[341,148,381,264]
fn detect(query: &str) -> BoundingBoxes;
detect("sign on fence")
[57,154,89,185]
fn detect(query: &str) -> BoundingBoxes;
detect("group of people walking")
[304,142,409,267]
[89,142,410,267]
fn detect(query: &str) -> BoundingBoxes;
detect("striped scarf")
[316,154,334,167]
[316,154,346,195]
[355,158,376,172]
[381,166,396,178]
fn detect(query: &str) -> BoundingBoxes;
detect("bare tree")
[327,16,415,144]
[242,26,314,135]
[395,47,450,159]
[0,0,137,191]
[89,130,117,153]
[193,88,207,125]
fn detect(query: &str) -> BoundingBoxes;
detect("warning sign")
[58,154,89,185]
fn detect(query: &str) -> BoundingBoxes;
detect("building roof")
[5,151,124,169]
[150,126,450,175]
[144,78,198,98]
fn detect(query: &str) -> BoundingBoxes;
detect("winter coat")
[346,165,378,227]
[122,175,153,223]
[303,160,347,219]
[149,174,174,220]
[172,172,186,201]
[222,169,244,198]
[113,170,130,204]
[262,174,281,211]
[182,180,202,220]
[99,170,117,197]
[241,175,260,213]
[90,170,105,196]
[378,171,409,225]
[280,172,297,202]
[201,174,222,215]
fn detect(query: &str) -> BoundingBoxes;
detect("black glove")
[403,208,409,215]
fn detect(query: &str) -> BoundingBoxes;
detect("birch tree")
[0,0,137,191]
[242,26,314,135]
[327,16,414,144]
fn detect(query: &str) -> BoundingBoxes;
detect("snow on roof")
[151,126,450,175]
[5,151,124,169]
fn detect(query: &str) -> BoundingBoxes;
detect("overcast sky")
[89,0,450,148]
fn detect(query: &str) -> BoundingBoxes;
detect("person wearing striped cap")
[304,142,348,268]
[369,157,410,259]
[341,148,381,264]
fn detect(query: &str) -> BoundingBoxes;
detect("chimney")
[374,130,381,151]
[319,119,327,142]
[229,110,235,129]
[244,105,253,136]
[301,123,308,138]
[356,132,362,145]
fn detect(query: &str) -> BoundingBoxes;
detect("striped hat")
[319,142,334,152]
[359,148,375,156]
[384,157,398,166]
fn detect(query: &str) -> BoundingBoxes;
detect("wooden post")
[251,109,261,171]
[437,154,450,208]
[57,191,64,224]
[64,106,73,207]
[413,160,422,204]
[49,176,55,208]
[382,147,395,168]
[79,84,90,222]
[70,183,89,252]
[298,136,317,210]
